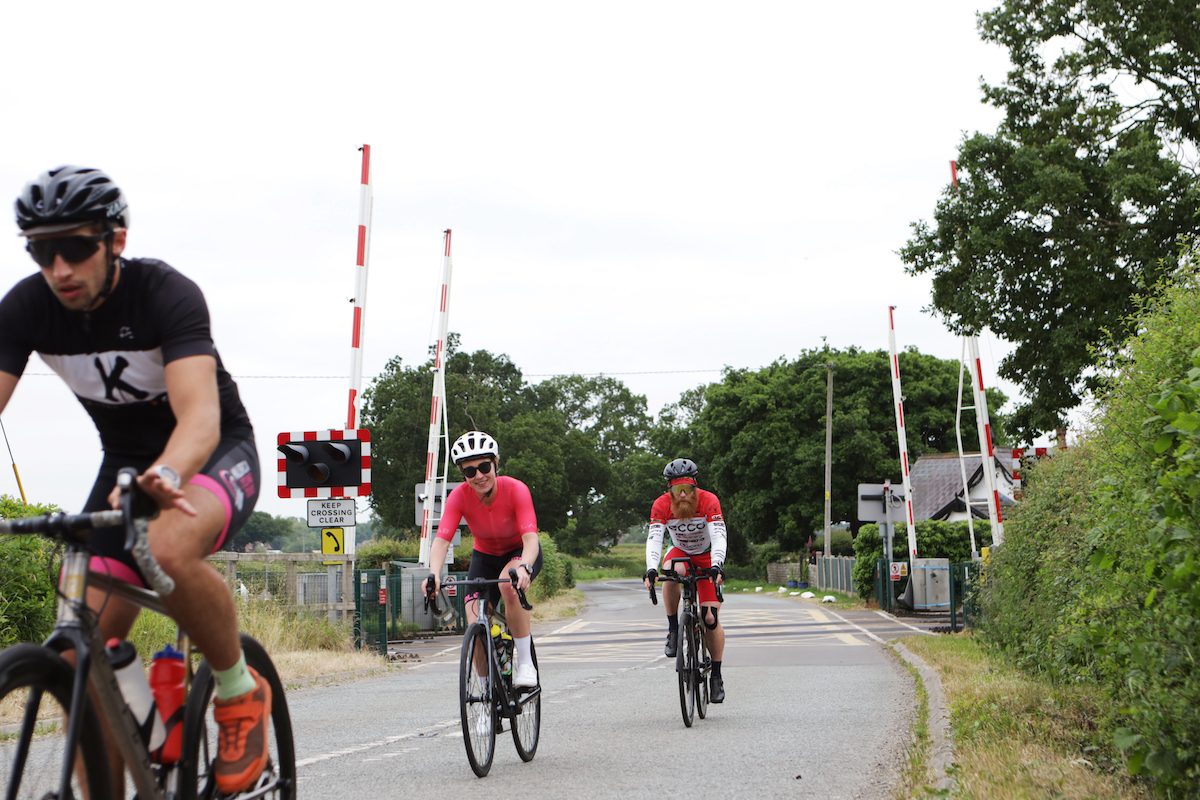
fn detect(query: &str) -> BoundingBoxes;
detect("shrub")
[977,256,1200,794]
[528,534,573,603]
[0,495,61,648]
[355,537,420,569]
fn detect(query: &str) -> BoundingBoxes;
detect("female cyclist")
[427,431,542,687]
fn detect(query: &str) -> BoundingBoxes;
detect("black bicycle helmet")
[15,166,129,236]
[663,458,699,481]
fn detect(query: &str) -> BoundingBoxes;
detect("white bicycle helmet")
[451,430,499,465]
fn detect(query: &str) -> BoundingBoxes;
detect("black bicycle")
[649,558,721,728]
[0,467,295,799]
[425,571,541,777]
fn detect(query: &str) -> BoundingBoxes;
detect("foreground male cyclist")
[426,431,542,687]
[0,166,268,795]
[643,457,728,702]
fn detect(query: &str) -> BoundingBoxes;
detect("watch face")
[157,465,180,490]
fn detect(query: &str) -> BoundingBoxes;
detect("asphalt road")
[286,580,925,799]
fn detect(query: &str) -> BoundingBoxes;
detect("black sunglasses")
[26,232,111,268]
[460,461,494,478]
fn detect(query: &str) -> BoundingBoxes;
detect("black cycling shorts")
[466,546,543,611]
[84,436,261,588]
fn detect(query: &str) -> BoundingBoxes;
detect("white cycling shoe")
[513,662,538,688]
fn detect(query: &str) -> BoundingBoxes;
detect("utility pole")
[824,362,834,558]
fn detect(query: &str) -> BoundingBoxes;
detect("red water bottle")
[149,644,186,763]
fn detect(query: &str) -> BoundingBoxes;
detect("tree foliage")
[901,0,1200,441]
[690,347,1006,550]
[360,336,658,555]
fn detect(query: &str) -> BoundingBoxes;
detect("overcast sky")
[0,1,1029,523]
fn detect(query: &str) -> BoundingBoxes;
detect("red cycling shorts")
[663,548,720,605]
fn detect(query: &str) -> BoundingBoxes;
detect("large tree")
[692,347,1006,550]
[360,339,656,553]
[901,0,1200,441]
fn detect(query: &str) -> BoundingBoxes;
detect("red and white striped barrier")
[888,307,919,558]
[418,230,454,566]
[965,337,1004,545]
[346,145,373,430]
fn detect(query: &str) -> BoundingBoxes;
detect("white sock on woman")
[514,635,532,667]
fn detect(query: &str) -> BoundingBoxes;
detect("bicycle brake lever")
[508,568,533,611]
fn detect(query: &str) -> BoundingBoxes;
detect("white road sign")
[307,498,356,528]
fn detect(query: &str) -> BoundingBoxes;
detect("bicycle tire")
[180,633,296,800]
[0,643,111,799]
[696,616,709,720]
[677,610,695,727]
[460,624,496,777]
[510,638,540,761]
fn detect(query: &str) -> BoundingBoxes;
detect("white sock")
[514,635,532,668]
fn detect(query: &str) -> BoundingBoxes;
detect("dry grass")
[902,633,1151,800]
[532,588,585,623]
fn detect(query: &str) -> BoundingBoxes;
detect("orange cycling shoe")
[213,666,272,794]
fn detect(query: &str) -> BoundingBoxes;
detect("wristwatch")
[152,464,181,492]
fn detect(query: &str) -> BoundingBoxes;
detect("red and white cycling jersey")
[646,488,727,571]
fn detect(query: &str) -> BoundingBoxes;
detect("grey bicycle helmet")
[663,458,699,481]
[16,166,130,236]
[451,431,499,465]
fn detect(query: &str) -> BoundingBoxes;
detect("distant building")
[908,452,1018,522]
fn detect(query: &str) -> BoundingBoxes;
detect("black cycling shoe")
[664,629,678,658]
[710,674,725,703]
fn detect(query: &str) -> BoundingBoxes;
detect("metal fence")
[353,569,469,655]
[872,557,983,627]
[811,555,856,594]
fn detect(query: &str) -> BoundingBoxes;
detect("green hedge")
[0,495,61,648]
[980,258,1200,794]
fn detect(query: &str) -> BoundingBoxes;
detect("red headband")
[668,477,697,488]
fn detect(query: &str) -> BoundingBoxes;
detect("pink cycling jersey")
[437,475,538,556]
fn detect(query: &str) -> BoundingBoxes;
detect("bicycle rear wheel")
[510,639,540,761]
[460,625,496,777]
[0,643,111,799]
[180,633,296,800]
[696,620,710,720]
[677,611,695,727]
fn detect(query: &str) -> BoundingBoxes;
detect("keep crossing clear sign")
[307,498,356,528]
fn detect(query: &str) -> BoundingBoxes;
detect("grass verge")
[889,651,931,799]
[900,633,1152,799]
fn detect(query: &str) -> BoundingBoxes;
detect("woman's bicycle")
[0,467,295,799]
[424,571,541,777]
[649,557,721,728]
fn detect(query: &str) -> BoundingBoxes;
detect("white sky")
[0,1,1037,523]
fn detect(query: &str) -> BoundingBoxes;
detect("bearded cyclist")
[0,166,268,796]
[643,457,728,703]
[426,431,542,688]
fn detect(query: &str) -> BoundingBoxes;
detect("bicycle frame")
[1,471,190,800]
[459,579,541,717]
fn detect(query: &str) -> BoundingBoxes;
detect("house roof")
[908,452,1014,522]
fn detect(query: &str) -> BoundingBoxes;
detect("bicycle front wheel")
[510,639,540,761]
[0,643,111,799]
[180,633,296,800]
[696,619,710,720]
[677,611,695,727]
[460,625,496,777]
